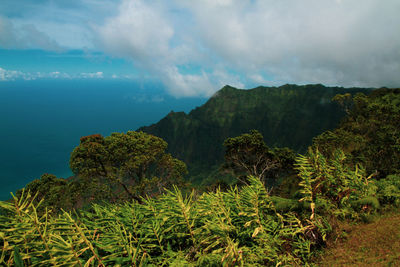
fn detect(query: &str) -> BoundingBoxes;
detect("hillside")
[139,84,370,177]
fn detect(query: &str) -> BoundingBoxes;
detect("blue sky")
[1,0,400,97]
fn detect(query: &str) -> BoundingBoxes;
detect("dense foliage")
[70,131,187,202]
[140,84,369,182]
[14,131,188,213]
[222,130,297,188]
[313,88,400,177]
[14,173,104,213]
[0,176,333,266]
[223,130,279,183]
[295,148,379,220]
[16,174,68,211]
[3,149,398,266]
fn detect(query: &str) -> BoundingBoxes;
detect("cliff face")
[139,84,370,172]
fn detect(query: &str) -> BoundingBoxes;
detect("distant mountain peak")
[221,84,238,90]
[211,85,238,97]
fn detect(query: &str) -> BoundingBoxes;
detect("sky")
[1,0,400,97]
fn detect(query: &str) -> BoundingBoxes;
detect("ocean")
[0,80,206,200]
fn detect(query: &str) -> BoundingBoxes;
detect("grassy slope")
[316,210,400,266]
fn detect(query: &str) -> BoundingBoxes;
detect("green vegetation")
[223,130,292,184]
[1,84,400,266]
[139,84,370,183]
[222,130,298,195]
[1,177,316,266]
[70,131,187,203]
[313,88,400,177]
[2,145,397,266]
[14,131,188,214]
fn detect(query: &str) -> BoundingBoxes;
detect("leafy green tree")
[269,147,299,197]
[70,131,188,202]
[313,88,400,177]
[270,147,297,176]
[222,130,279,184]
[15,174,72,213]
[69,134,108,178]
[332,92,353,114]
[14,173,111,213]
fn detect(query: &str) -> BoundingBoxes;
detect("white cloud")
[0,67,25,81]
[0,67,46,81]
[248,74,270,85]
[94,0,400,96]
[79,71,103,79]
[2,0,400,95]
[96,0,173,63]
[48,71,71,79]
[130,94,165,103]
[0,16,17,48]
[0,0,120,49]
[95,0,225,97]
[161,66,214,97]
[0,67,106,81]
[182,0,400,88]
[0,16,61,50]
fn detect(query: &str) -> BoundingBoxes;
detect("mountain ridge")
[138,84,371,177]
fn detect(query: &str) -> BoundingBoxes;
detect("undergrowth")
[1,148,398,266]
[1,177,317,266]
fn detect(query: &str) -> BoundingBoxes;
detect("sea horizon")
[0,79,206,200]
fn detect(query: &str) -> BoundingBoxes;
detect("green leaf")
[13,246,24,267]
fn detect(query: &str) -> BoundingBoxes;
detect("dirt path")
[316,213,400,266]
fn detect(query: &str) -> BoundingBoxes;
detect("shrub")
[0,177,322,266]
[351,196,380,211]
[375,174,400,206]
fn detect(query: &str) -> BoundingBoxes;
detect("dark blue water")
[0,80,206,200]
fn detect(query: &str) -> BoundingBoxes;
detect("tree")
[222,130,278,184]
[313,88,400,177]
[70,131,188,202]
[15,174,75,213]
[332,92,352,115]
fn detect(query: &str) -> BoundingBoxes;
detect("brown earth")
[316,212,400,266]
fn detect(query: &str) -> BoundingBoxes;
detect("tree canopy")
[222,130,296,185]
[313,88,400,177]
[70,131,187,201]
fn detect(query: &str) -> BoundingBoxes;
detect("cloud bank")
[94,0,400,96]
[1,0,400,96]
[0,16,60,51]
[0,67,105,81]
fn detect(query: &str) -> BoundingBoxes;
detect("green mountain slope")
[139,84,370,176]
